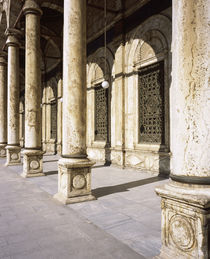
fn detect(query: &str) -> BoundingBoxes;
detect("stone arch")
[86,47,114,163]
[126,14,172,73]
[123,14,172,173]
[134,30,168,65]
[87,47,114,88]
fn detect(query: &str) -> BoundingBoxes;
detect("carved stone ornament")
[169,214,195,251]
[29,160,40,170]
[72,174,86,190]
[11,152,18,161]
[0,148,6,156]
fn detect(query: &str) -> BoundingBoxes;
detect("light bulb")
[102,80,109,89]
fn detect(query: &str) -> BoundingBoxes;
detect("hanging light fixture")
[102,0,109,89]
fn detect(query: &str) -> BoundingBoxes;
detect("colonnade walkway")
[0,154,168,259]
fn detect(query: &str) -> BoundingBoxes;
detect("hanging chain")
[104,0,107,77]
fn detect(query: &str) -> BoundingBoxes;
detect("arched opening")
[124,14,172,174]
[87,47,114,164]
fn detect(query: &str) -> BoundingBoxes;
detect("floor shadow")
[92,175,168,198]
[93,162,111,169]
[44,170,58,176]
[43,160,59,164]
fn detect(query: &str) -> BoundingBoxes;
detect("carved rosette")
[72,174,86,190]
[169,214,195,251]
[0,145,6,157]
[70,168,89,194]
[10,152,18,161]
[159,199,201,258]
[29,159,40,170]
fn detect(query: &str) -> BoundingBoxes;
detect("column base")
[5,145,21,165]
[54,193,96,205]
[0,143,7,157]
[54,157,96,205]
[155,180,210,259]
[21,149,45,178]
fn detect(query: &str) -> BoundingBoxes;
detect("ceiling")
[0,0,151,76]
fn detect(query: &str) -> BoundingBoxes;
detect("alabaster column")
[0,52,7,157]
[0,51,7,157]
[5,29,22,165]
[54,0,95,204]
[21,0,44,177]
[156,0,210,258]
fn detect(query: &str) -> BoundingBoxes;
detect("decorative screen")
[95,85,108,141]
[138,61,165,144]
[50,102,57,139]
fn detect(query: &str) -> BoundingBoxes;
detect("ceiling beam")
[87,3,119,14]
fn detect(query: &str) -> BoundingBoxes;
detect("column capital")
[23,0,43,16]
[0,51,7,66]
[5,28,22,48]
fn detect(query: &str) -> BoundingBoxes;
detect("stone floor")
[0,154,169,259]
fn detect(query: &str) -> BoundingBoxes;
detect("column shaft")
[54,0,95,204]
[25,13,41,148]
[7,45,19,145]
[5,30,21,165]
[0,52,7,157]
[170,0,209,182]
[156,0,210,258]
[22,0,44,178]
[62,0,86,158]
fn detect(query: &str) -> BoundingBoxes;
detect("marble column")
[156,0,210,258]
[5,29,22,166]
[54,0,95,204]
[21,0,44,178]
[0,51,7,157]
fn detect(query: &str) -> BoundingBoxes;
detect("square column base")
[155,180,210,259]
[0,144,7,157]
[54,193,96,205]
[54,157,96,205]
[5,145,21,165]
[21,149,45,178]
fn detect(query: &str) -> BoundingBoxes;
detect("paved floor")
[0,155,169,259]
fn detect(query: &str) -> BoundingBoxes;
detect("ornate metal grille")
[95,85,108,141]
[50,101,57,139]
[138,61,165,144]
